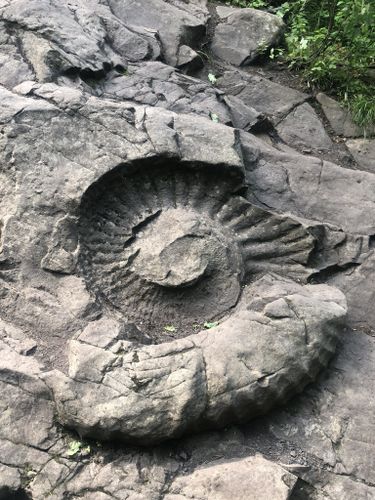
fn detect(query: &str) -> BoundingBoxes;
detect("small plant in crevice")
[66,439,91,457]
[203,321,219,329]
[224,0,375,134]
[164,325,177,333]
[208,72,217,84]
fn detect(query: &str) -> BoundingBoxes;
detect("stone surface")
[45,275,346,444]
[346,138,375,173]
[327,251,375,327]
[218,70,308,123]
[276,102,333,153]
[265,328,375,487]
[77,160,316,334]
[0,0,375,497]
[316,92,364,137]
[240,131,375,235]
[0,329,56,451]
[224,94,270,132]
[177,45,203,73]
[165,455,298,500]
[100,61,232,123]
[212,6,284,66]
[107,0,208,66]
[0,465,21,499]
[321,474,375,500]
[0,0,161,83]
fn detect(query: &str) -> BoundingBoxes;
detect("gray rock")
[0,0,162,84]
[0,465,21,499]
[0,324,62,495]
[100,61,232,123]
[240,131,375,235]
[0,331,56,450]
[14,81,86,110]
[165,455,298,500]
[316,92,365,137]
[0,2,374,495]
[266,328,375,489]
[218,70,308,123]
[107,0,208,66]
[211,6,284,66]
[177,45,203,73]
[346,138,375,173]
[0,21,35,88]
[44,274,346,444]
[0,85,360,362]
[77,154,317,332]
[321,474,375,500]
[224,94,271,132]
[41,215,79,274]
[306,222,370,272]
[29,451,178,499]
[0,84,56,122]
[327,251,375,327]
[276,102,333,153]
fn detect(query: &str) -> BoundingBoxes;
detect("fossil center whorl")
[130,209,210,288]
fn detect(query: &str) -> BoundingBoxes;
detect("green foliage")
[208,72,217,84]
[67,440,83,456]
[350,93,375,130]
[225,0,375,132]
[66,439,91,457]
[203,321,219,329]
[164,325,176,332]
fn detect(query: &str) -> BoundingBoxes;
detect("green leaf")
[299,37,308,50]
[210,113,219,123]
[208,73,217,84]
[164,325,176,332]
[203,321,219,329]
[67,440,82,457]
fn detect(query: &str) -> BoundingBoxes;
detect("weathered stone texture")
[0,0,375,498]
[212,6,284,66]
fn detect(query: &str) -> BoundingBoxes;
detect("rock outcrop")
[45,275,346,444]
[0,0,375,498]
[212,6,284,66]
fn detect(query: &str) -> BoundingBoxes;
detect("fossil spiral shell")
[79,160,314,340]
[44,160,347,445]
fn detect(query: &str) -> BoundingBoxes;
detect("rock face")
[1,0,375,498]
[212,6,285,66]
[77,160,316,334]
[241,131,375,234]
[218,70,308,123]
[165,455,298,500]
[107,0,208,66]
[45,275,346,444]
[346,138,375,173]
[276,102,333,153]
[316,92,364,137]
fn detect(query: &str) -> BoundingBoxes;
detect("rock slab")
[212,6,284,66]
[45,274,346,444]
[165,455,298,500]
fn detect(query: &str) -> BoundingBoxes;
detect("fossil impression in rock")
[78,160,314,336]
[45,159,347,444]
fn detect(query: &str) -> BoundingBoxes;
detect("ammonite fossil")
[45,158,347,444]
[78,159,316,340]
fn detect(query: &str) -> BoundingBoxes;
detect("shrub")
[225,0,375,133]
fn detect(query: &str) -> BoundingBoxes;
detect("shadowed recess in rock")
[78,160,315,342]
